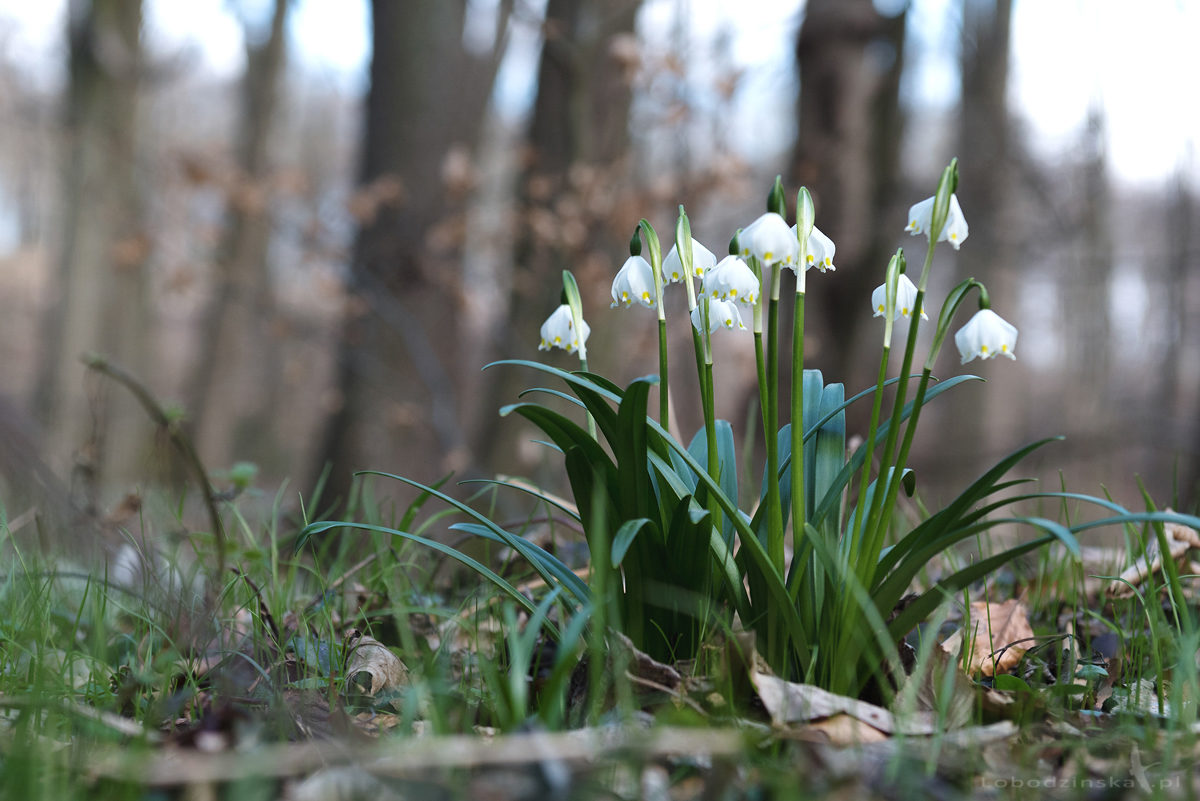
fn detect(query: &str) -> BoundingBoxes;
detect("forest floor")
[2,476,1199,801]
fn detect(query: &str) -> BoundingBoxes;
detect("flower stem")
[658,317,669,429]
[765,265,784,573]
[860,243,936,586]
[789,286,806,571]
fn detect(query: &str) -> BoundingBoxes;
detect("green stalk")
[637,220,667,428]
[848,346,890,570]
[657,318,669,428]
[859,245,933,582]
[847,250,901,575]
[561,269,595,438]
[790,188,814,582]
[860,162,958,589]
[765,264,784,572]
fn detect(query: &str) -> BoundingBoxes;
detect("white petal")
[905,194,969,249]
[538,305,590,353]
[871,283,888,317]
[610,255,657,308]
[955,309,1017,363]
[663,238,718,282]
[691,298,746,333]
[905,197,934,236]
[739,213,798,267]
[870,274,925,320]
[805,225,837,272]
[943,195,969,249]
[704,255,759,304]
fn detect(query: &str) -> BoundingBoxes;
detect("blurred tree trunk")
[1067,109,1112,422]
[34,0,148,508]
[1164,174,1197,505]
[314,0,506,506]
[787,0,907,414]
[187,0,289,474]
[936,0,1016,482]
[472,0,642,476]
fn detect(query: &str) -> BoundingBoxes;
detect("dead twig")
[82,353,227,575]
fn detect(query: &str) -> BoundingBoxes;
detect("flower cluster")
[538,184,1017,365]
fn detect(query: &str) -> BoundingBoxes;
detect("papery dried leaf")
[345,635,408,696]
[801,713,889,745]
[901,644,977,729]
[1107,515,1200,599]
[942,600,1034,677]
[750,672,936,735]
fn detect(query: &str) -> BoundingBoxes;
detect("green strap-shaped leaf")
[612,518,654,568]
[301,520,544,623]
[873,437,1061,580]
[615,376,657,521]
[810,375,982,526]
[449,522,591,603]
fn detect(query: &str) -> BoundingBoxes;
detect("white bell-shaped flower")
[610,255,657,308]
[905,194,969,249]
[704,255,759,304]
[871,274,927,320]
[955,309,1017,363]
[791,224,837,272]
[738,213,798,268]
[691,298,746,333]
[662,238,717,282]
[538,304,590,354]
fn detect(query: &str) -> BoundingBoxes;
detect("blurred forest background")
[0,0,1197,531]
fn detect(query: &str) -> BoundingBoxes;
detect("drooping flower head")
[738,212,798,268]
[691,298,747,333]
[790,223,837,273]
[955,308,1017,363]
[538,304,590,354]
[871,273,927,320]
[905,194,969,249]
[610,255,657,308]
[806,225,836,272]
[662,238,717,283]
[704,255,759,304]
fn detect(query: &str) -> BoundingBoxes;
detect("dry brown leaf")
[345,635,408,696]
[801,713,890,745]
[941,599,1034,677]
[1107,514,1200,599]
[749,672,936,735]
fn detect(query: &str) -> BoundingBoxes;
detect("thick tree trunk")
[472,0,642,477]
[314,0,500,507]
[787,0,907,417]
[187,0,289,474]
[938,0,1016,482]
[34,0,148,507]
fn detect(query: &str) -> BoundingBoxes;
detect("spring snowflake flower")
[738,213,798,268]
[538,304,590,354]
[905,194,969,249]
[790,224,837,272]
[871,274,927,320]
[610,255,657,308]
[691,298,746,333]
[662,238,717,282]
[704,255,759,304]
[955,309,1017,363]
